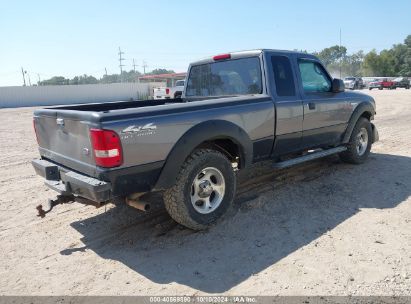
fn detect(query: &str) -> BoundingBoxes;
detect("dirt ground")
[0,89,410,296]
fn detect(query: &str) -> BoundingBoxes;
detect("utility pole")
[142,60,147,75]
[26,72,32,86]
[37,73,41,85]
[132,59,137,73]
[132,59,138,82]
[21,67,26,86]
[104,67,108,77]
[339,28,342,79]
[118,47,125,82]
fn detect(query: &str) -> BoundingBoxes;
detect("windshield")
[345,77,355,81]
[185,57,262,97]
[175,80,185,87]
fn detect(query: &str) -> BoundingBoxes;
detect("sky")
[1,0,410,86]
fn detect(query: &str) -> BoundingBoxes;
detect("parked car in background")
[169,80,185,99]
[153,80,185,100]
[392,77,410,89]
[153,86,169,100]
[343,77,364,90]
[368,79,382,90]
[369,78,396,90]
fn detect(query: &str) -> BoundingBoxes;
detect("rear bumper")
[32,159,111,202]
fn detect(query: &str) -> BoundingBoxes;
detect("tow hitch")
[36,195,74,218]
[36,195,102,218]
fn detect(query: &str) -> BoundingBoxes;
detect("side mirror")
[332,78,345,93]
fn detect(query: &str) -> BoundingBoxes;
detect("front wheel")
[340,118,372,164]
[163,149,236,230]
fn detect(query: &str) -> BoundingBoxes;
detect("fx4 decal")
[121,123,157,133]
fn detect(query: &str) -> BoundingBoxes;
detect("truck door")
[295,57,349,148]
[268,53,303,156]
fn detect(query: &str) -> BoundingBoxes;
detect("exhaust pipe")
[126,193,151,212]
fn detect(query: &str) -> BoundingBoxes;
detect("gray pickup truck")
[32,49,378,230]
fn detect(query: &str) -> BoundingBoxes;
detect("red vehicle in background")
[369,78,396,90]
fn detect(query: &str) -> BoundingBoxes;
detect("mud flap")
[371,123,379,143]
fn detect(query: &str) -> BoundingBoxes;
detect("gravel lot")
[0,89,410,296]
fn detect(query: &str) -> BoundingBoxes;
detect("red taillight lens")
[90,129,123,168]
[33,118,39,144]
[213,53,231,61]
[166,88,170,94]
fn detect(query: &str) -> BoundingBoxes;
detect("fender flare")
[153,120,253,190]
[342,102,375,143]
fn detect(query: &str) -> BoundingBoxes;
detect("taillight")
[213,53,231,61]
[166,88,170,95]
[89,129,123,168]
[33,118,39,144]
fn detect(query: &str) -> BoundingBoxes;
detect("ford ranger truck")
[32,49,379,230]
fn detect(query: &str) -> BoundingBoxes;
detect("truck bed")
[47,99,184,112]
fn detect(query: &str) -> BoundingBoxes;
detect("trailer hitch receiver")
[36,195,74,218]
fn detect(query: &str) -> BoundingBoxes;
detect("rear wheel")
[340,118,372,164]
[163,149,236,230]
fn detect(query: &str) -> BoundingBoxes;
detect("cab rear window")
[185,57,262,97]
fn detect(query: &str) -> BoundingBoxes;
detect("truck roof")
[190,49,315,66]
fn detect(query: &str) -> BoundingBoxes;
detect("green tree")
[122,70,142,82]
[148,68,175,75]
[70,74,98,85]
[399,35,411,76]
[314,45,347,66]
[39,76,69,85]
[362,50,381,76]
[100,73,120,84]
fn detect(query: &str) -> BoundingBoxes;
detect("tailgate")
[34,114,97,176]
[153,87,167,99]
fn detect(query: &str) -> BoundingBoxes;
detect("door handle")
[308,102,316,110]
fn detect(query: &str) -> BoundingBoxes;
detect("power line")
[26,71,32,86]
[21,67,26,86]
[118,47,125,82]
[132,58,137,73]
[142,60,147,75]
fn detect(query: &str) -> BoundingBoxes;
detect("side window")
[271,56,296,97]
[298,60,332,93]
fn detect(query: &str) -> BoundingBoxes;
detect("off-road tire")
[163,149,236,230]
[340,118,372,164]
